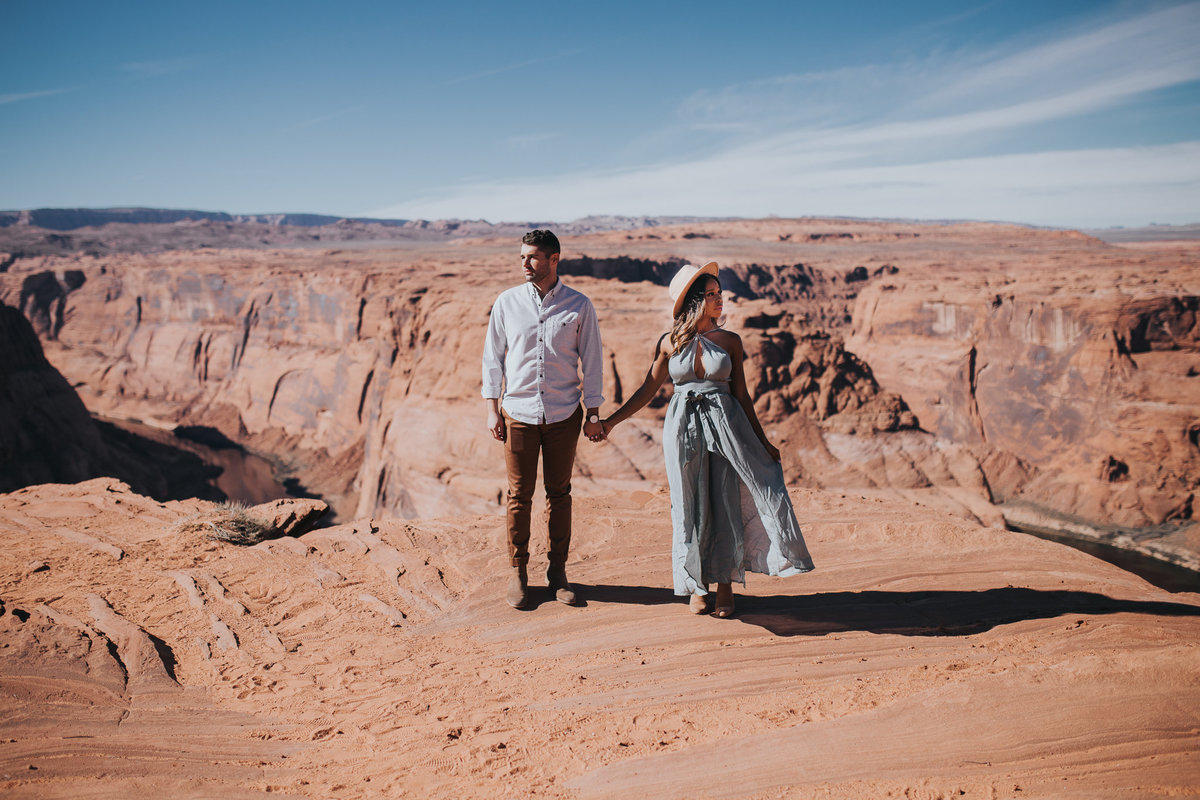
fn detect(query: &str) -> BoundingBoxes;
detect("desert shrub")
[175,502,275,546]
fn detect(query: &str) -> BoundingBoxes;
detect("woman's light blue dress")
[664,334,815,596]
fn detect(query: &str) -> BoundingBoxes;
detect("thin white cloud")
[678,64,899,133]
[120,56,208,77]
[682,2,1200,142]
[506,131,562,148]
[744,64,1200,160]
[369,141,1200,228]
[921,3,1200,109]
[0,88,71,105]
[372,3,1200,228]
[289,105,368,130]
[689,121,756,133]
[911,0,1003,34]
[446,48,584,84]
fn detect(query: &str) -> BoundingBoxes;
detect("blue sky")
[2,1,1198,228]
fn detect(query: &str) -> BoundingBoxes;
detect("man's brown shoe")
[546,562,579,606]
[507,564,529,609]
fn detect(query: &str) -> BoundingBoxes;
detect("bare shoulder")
[653,332,672,359]
[707,328,743,355]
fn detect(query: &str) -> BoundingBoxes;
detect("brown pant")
[503,406,582,567]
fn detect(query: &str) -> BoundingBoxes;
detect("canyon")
[2,214,1199,798]
[2,476,1198,798]
[2,216,1197,567]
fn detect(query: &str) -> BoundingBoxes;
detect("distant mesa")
[0,207,413,231]
[0,206,729,234]
[0,207,731,258]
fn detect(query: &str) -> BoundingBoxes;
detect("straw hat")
[668,261,719,317]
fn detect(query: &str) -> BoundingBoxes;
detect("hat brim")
[671,261,720,318]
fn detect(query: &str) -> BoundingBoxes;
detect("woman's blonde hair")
[669,276,719,356]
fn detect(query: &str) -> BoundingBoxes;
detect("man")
[482,229,605,609]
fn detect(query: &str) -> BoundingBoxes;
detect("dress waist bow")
[676,384,726,462]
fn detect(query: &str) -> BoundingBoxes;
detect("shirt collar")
[529,277,563,303]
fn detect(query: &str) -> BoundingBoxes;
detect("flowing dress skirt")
[664,380,815,596]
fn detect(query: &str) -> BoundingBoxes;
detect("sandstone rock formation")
[0,294,234,502]
[0,241,988,528]
[1,217,1195,560]
[846,234,1200,533]
[1,478,1197,797]
[245,497,330,538]
[2,214,1198,795]
[0,299,113,491]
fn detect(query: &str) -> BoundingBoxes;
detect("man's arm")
[578,301,605,441]
[486,397,505,442]
[583,405,603,442]
[482,301,507,442]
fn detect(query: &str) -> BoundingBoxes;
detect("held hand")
[601,418,616,439]
[487,408,506,442]
[763,441,781,462]
[583,419,605,443]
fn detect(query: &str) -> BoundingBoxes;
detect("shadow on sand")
[567,585,1200,637]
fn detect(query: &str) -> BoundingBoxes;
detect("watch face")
[588,415,599,423]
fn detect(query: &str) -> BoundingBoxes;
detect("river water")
[104,417,294,506]
[1014,528,1199,594]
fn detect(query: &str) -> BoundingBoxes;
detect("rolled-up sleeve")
[481,302,506,399]
[578,300,604,409]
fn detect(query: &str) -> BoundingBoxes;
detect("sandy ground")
[2,477,1199,799]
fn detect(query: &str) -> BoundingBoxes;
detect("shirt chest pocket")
[548,313,580,350]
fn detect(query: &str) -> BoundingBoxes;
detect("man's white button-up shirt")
[482,279,604,425]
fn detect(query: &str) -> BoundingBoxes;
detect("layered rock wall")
[0,297,221,500]
[3,219,1194,540]
[1,235,990,525]
[849,271,1200,529]
[0,300,111,491]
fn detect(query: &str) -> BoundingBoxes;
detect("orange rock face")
[0,300,109,490]
[0,297,223,501]
[843,227,1200,530]
[1,218,1196,545]
[1,219,1199,796]
[1,478,1197,797]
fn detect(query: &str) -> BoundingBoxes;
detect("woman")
[602,262,815,617]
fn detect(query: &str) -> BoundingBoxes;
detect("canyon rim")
[1,213,1198,798]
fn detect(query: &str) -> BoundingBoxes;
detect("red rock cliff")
[2,219,1195,541]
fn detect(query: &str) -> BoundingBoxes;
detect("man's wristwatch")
[588,414,600,424]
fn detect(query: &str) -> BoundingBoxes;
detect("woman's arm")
[603,335,671,434]
[723,331,781,462]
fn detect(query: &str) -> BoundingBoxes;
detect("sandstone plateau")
[1,478,1198,798]
[1,217,1197,568]
[1,215,1199,796]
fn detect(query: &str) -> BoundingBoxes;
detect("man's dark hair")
[522,229,560,256]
